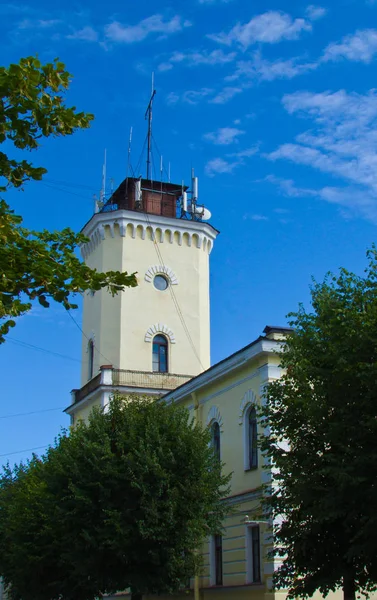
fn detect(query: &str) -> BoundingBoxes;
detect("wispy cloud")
[305,5,327,20]
[210,86,243,104]
[67,25,98,41]
[199,0,233,3]
[322,29,377,63]
[204,127,245,145]
[167,88,214,105]
[266,90,377,222]
[226,51,317,83]
[205,157,240,176]
[158,49,236,71]
[244,213,269,221]
[105,14,191,44]
[208,10,313,49]
[205,145,258,176]
[17,17,61,29]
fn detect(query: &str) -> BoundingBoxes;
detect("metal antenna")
[168,162,171,183]
[145,73,156,181]
[101,149,107,201]
[126,126,133,178]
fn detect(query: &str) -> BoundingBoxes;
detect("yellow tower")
[66,174,218,423]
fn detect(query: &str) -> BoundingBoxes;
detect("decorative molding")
[145,265,178,285]
[80,210,218,259]
[206,405,223,428]
[163,339,284,406]
[144,323,176,344]
[239,389,257,425]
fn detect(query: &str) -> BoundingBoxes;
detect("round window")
[153,274,169,291]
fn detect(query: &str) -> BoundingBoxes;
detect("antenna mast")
[145,73,156,181]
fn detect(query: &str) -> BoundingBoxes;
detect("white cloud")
[266,90,377,222]
[199,0,233,3]
[158,49,236,71]
[226,51,317,82]
[67,26,98,41]
[208,10,312,49]
[305,5,327,20]
[322,29,377,63]
[17,18,60,29]
[205,157,239,176]
[205,144,257,176]
[204,127,245,145]
[244,214,269,221]
[167,88,214,105]
[105,14,191,43]
[210,86,243,104]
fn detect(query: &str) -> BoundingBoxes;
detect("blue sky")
[1,0,377,463]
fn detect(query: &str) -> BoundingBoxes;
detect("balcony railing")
[73,368,193,404]
[112,369,192,390]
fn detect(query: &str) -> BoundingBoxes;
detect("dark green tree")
[0,396,231,600]
[260,248,377,600]
[0,56,137,342]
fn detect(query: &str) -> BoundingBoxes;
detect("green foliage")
[0,396,231,600]
[0,56,137,340]
[259,247,377,600]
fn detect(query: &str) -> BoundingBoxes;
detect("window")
[152,334,168,373]
[211,421,221,461]
[210,534,223,586]
[88,339,94,381]
[246,526,261,583]
[153,274,169,291]
[248,407,258,470]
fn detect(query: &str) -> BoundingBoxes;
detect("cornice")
[163,339,283,405]
[81,209,219,259]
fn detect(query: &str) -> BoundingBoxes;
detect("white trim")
[164,339,283,406]
[206,405,224,428]
[145,265,178,285]
[144,324,176,344]
[239,389,257,425]
[80,209,218,259]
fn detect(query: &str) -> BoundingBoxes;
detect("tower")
[66,161,218,423]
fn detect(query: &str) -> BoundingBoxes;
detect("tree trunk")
[343,573,356,600]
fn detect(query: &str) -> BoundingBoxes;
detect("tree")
[0,396,231,600]
[0,56,137,342]
[259,247,377,600]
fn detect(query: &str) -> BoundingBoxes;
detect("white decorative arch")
[144,323,176,344]
[144,265,179,285]
[239,389,257,425]
[206,405,224,428]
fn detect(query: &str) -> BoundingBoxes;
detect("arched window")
[247,406,258,470]
[152,334,168,373]
[211,421,221,461]
[88,339,94,381]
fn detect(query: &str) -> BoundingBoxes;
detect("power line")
[0,445,49,458]
[66,310,118,369]
[142,210,205,371]
[7,337,81,363]
[0,407,64,420]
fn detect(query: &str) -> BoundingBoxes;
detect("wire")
[7,337,81,363]
[0,407,64,420]
[40,182,94,202]
[44,178,94,190]
[65,310,119,369]
[0,445,49,458]
[142,210,205,371]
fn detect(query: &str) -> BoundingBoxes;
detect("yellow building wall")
[80,215,215,387]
